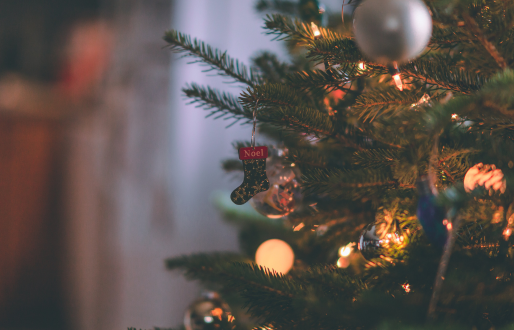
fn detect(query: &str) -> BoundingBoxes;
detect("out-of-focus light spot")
[393,73,403,91]
[311,22,321,38]
[337,256,350,268]
[227,315,235,322]
[503,228,512,240]
[402,283,411,293]
[290,163,296,167]
[339,244,352,257]
[204,316,214,323]
[442,219,448,225]
[446,223,453,230]
[451,113,458,119]
[211,308,223,320]
[293,223,305,231]
[255,239,295,274]
[358,62,365,70]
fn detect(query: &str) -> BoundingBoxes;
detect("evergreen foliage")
[160,0,514,329]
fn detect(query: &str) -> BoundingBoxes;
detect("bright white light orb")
[255,239,294,274]
[339,244,352,257]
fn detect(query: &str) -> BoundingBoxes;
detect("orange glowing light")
[402,283,411,293]
[358,62,365,70]
[311,22,321,38]
[446,223,453,230]
[442,219,448,225]
[293,223,305,231]
[339,244,352,257]
[451,113,458,119]
[393,74,403,91]
[211,308,223,320]
[227,315,236,323]
[337,256,350,268]
[504,228,512,239]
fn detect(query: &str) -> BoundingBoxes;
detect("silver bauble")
[184,292,235,330]
[358,223,383,260]
[250,151,301,219]
[353,0,432,64]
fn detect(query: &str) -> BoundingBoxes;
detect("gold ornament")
[464,163,506,194]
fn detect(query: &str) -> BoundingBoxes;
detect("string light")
[311,22,321,39]
[504,228,512,240]
[402,283,411,293]
[388,62,403,91]
[339,243,353,257]
[337,256,350,268]
[293,223,305,231]
[358,62,366,70]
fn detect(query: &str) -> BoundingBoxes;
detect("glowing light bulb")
[446,223,453,230]
[504,228,512,239]
[358,62,365,70]
[451,113,458,119]
[393,73,403,91]
[336,256,350,268]
[311,22,321,38]
[402,283,411,293]
[442,219,448,226]
[255,239,295,274]
[339,244,352,257]
[293,223,305,231]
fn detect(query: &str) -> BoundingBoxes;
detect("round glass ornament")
[250,154,300,218]
[353,0,432,64]
[184,292,235,330]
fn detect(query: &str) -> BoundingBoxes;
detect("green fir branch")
[352,88,425,123]
[252,51,294,83]
[164,30,262,86]
[240,84,308,109]
[263,14,343,43]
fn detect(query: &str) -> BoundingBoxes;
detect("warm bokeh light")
[311,22,321,38]
[402,283,411,293]
[442,219,448,226]
[451,113,458,119]
[504,228,512,240]
[293,223,305,231]
[358,62,366,70]
[339,243,352,257]
[336,256,350,268]
[393,73,403,91]
[446,223,453,230]
[255,239,295,274]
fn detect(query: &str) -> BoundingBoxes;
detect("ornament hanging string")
[426,135,462,322]
[251,99,259,149]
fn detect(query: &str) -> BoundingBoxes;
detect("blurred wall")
[64,0,285,329]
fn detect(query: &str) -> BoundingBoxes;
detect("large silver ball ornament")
[353,0,432,64]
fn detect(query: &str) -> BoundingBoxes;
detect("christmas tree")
[157,0,514,328]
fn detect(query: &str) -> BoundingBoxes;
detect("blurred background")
[0,0,340,329]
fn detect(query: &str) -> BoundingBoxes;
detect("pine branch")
[262,105,364,149]
[352,88,425,123]
[263,14,343,44]
[461,12,508,69]
[302,168,415,199]
[163,30,262,86]
[353,149,401,169]
[240,84,308,109]
[286,64,363,93]
[183,83,252,125]
[252,51,294,83]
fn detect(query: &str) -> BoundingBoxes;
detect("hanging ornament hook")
[251,99,259,149]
